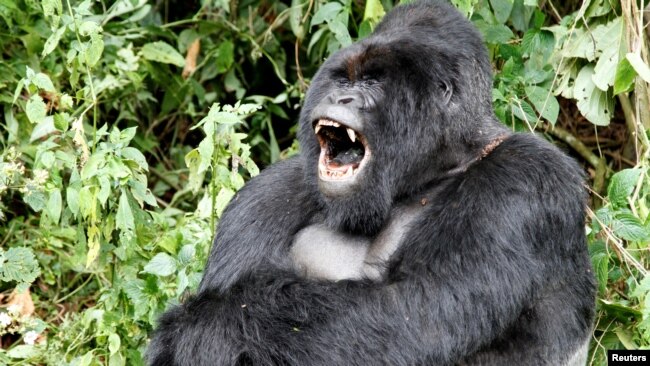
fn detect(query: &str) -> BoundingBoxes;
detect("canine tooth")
[345,166,353,176]
[346,128,356,142]
[315,125,322,134]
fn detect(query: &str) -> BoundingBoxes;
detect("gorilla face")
[298,1,498,235]
[311,93,373,197]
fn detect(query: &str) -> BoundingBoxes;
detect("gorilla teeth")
[318,164,357,179]
[315,120,358,144]
[346,128,356,142]
[315,119,342,135]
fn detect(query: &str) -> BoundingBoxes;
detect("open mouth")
[314,119,370,181]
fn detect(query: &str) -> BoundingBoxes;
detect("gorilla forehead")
[314,0,490,103]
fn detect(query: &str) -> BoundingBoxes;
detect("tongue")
[330,148,363,167]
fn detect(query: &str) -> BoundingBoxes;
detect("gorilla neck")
[399,122,510,197]
[322,183,391,236]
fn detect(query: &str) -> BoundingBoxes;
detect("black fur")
[148,1,595,365]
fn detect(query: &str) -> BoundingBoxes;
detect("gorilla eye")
[439,81,453,103]
[360,69,384,83]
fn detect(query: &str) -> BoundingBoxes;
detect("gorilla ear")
[440,80,453,104]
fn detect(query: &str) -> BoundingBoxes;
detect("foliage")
[0,0,648,364]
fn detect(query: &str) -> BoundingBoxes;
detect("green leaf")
[121,147,148,170]
[86,225,101,267]
[30,116,56,142]
[85,33,104,67]
[33,73,56,92]
[178,245,196,266]
[358,20,373,39]
[143,253,177,277]
[290,0,306,39]
[42,0,63,17]
[129,180,157,208]
[215,187,235,218]
[614,57,636,95]
[311,2,343,26]
[363,0,385,22]
[81,153,106,180]
[67,185,80,217]
[108,333,121,355]
[78,187,96,220]
[97,176,111,206]
[6,345,39,359]
[626,52,650,83]
[451,0,478,17]
[185,149,204,193]
[474,21,514,44]
[328,20,352,47]
[0,247,40,285]
[140,41,185,67]
[574,65,613,126]
[525,86,559,124]
[197,135,214,175]
[611,212,650,242]
[78,20,100,36]
[509,0,534,32]
[523,29,554,72]
[47,188,62,224]
[26,95,47,124]
[42,26,66,58]
[489,0,513,24]
[116,190,135,232]
[631,276,650,299]
[53,113,69,131]
[24,191,47,212]
[591,252,608,294]
[593,18,624,91]
[511,99,537,124]
[215,41,234,74]
[607,168,642,208]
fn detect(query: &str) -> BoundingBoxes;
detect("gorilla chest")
[289,204,424,281]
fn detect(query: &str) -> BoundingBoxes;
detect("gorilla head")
[298,0,507,235]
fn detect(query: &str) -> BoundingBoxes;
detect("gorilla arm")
[198,157,319,293]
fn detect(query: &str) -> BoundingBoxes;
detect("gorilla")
[148,0,596,365]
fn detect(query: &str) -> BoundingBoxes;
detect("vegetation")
[0,0,648,364]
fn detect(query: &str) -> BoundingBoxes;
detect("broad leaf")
[143,253,177,277]
[607,168,643,208]
[141,41,185,67]
[574,65,613,126]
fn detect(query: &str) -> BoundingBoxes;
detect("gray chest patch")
[290,204,423,281]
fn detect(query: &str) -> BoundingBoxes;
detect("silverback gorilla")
[148,1,596,365]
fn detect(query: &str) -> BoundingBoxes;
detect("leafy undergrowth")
[0,0,648,365]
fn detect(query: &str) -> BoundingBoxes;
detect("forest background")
[0,0,649,365]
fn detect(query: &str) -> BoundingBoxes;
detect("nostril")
[337,97,354,104]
